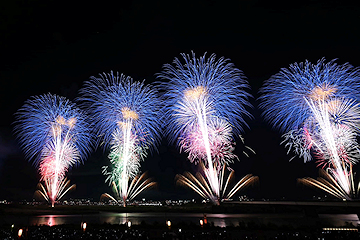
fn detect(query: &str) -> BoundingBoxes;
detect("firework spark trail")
[34,178,76,203]
[79,72,160,204]
[303,98,360,196]
[15,94,92,206]
[259,58,360,198]
[305,98,352,194]
[176,164,259,202]
[182,89,219,196]
[100,172,156,205]
[159,52,252,201]
[298,167,359,200]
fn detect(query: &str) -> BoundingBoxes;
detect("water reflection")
[31,215,65,226]
[48,215,55,226]
[217,218,226,228]
[99,213,133,225]
[2,212,359,228]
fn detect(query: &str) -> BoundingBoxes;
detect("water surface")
[1,212,359,228]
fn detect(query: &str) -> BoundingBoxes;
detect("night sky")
[1,0,360,202]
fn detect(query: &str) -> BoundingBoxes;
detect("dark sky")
[1,0,360,201]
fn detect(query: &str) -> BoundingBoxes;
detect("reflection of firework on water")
[100,172,156,205]
[298,168,359,200]
[79,72,160,205]
[159,52,253,203]
[260,59,360,197]
[34,178,76,203]
[15,94,92,207]
[176,164,258,203]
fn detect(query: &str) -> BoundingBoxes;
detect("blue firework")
[158,52,252,146]
[259,58,360,133]
[78,71,161,152]
[14,93,93,167]
[79,71,161,202]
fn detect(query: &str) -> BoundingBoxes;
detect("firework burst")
[79,71,160,205]
[15,94,92,206]
[259,58,360,198]
[159,52,252,203]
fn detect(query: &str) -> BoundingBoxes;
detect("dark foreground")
[1,201,360,239]
[1,222,360,240]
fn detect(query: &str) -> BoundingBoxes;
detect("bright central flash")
[56,116,66,125]
[309,85,337,101]
[55,115,77,128]
[121,107,139,120]
[184,86,207,100]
